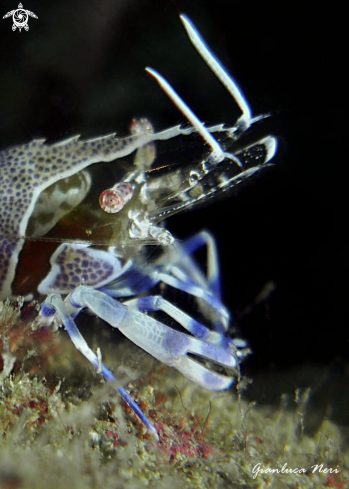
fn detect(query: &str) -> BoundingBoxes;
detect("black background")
[0,1,347,423]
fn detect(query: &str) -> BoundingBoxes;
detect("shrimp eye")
[99,182,133,214]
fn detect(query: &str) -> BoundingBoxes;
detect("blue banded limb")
[39,285,242,439]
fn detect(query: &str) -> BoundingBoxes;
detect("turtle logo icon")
[3,3,38,32]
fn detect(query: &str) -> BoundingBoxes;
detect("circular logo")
[3,3,38,32]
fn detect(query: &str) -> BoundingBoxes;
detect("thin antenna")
[145,67,242,167]
[180,14,252,130]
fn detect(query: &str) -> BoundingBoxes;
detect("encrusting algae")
[0,300,348,489]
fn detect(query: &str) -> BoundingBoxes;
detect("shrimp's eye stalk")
[99,182,133,214]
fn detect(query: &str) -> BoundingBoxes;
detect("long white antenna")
[145,67,242,167]
[180,14,252,130]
